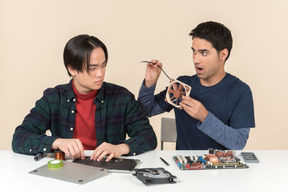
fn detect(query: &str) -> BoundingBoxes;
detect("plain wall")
[1,0,288,150]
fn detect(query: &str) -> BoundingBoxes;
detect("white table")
[1,150,287,192]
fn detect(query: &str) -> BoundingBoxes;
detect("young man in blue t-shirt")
[138,21,255,150]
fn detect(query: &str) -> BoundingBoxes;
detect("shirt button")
[29,149,32,152]
[101,101,104,103]
[133,152,136,156]
[73,98,76,102]
[70,127,74,131]
[71,110,75,113]
[67,99,70,102]
[43,148,47,152]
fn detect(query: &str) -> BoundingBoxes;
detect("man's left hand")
[180,95,208,123]
[90,142,130,162]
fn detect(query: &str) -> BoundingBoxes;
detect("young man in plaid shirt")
[12,35,157,161]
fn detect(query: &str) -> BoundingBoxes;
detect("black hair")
[189,21,233,61]
[63,34,108,76]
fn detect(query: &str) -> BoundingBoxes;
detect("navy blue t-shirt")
[155,73,255,150]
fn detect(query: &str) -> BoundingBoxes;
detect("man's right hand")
[52,138,85,159]
[144,60,163,88]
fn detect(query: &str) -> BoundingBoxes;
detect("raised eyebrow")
[199,49,210,52]
[191,47,209,52]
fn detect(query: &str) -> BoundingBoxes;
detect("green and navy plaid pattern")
[12,80,157,156]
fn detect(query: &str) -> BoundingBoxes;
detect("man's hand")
[180,95,209,123]
[144,60,163,88]
[90,142,130,162]
[52,138,85,159]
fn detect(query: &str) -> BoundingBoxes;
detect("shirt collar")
[95,82,105,103]
[66,79,75,102]
[66,79,106,103]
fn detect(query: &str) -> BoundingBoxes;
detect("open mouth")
[196,67,204,73]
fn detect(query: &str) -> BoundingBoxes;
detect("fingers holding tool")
[141,60,163,88]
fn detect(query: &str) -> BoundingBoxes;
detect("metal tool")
[141,61,171,81]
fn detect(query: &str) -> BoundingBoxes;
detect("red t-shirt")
[72,82,98,150]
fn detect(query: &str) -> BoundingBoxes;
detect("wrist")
[144,80,156,88]
[199,110,209,123]
[119,143,130,155]
[52,138,61,150]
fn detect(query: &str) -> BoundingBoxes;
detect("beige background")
[1,0,287,150]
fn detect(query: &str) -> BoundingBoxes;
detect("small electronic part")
[54,150,65,160]
[206,154,219,163]
[198,156,207,164]
[176,155,183,164]
[208,148,215,154]
[241,152,259,163]
[173,149,249,170]
[173,156,183,169]
[132,168,176,185]
[181,155,188,164]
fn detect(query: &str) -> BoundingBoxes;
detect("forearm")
[138,80,165,117]
[123,97,157,155]
[123,126,157,156]
[123,107,157,155]
[12,125,58,154]
[197,112,250,150]
[12,98,58,154]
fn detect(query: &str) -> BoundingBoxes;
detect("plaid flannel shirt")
[12,80,157,156]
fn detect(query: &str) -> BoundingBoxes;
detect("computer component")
[241,152,259,163]
[133,168,176,185]
[173,149,249,170]
[73,156,139,171]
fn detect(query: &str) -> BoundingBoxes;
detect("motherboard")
[173,149,248,170]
